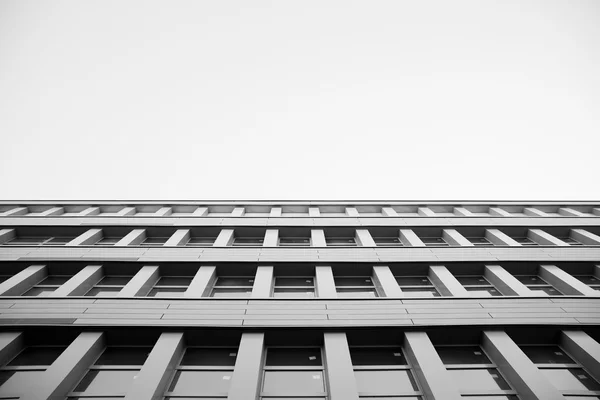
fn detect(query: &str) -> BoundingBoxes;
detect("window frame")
[272,276,316,298]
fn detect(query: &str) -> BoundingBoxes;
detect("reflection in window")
[350,347,421,398]
[211,277,254,297]
[0,345,65,392]
[395,276,440,297]
[165,347,238,397]
[335,277,379,298]
[261,348,326,398]
[273,277,315,298]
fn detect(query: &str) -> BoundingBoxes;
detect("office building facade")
[0,200,599,399]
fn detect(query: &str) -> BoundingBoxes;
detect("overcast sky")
[0,0,598,201]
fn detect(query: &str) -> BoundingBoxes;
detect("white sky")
[0,0,599,201]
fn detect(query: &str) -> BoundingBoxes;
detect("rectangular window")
[0,346,66,392]
[559,237,584,246]
[185,237,215,247]
[455,276,502,297]
[23,275,71,296]
[273,277,315,298]
[325,237,357,246]
[436,345,517,397]
[3,236,73,246]
[68,346,151,398]
[261,348,327,398]
[139,237,169,246]
[85,276,131,297]
[421,237,449,247]
[350,347,421,398]
[395,276,440,297]
[147,276,192,297]
[93,236,121,246]
[572,275,600,291]
[514,237,539,246]
[467,237,494,246]
[165,347,238,398]
[513,275,562,295]
[373,237,404,246]
[521,345,600,396]
[210,277,254,297]
[232,237,264,247]
[279,237,311,247]
[335,277,379,298]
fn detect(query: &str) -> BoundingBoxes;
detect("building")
[0,200,599,399]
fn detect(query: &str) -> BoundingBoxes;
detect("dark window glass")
[448,368,511,391]
[181,348,238,366]
[325,237,356,245]
[279,237,311,246]
[214,278,254,286]
[148,288,186,297]
[355,370,418,394]
[97,276,131,285]
[396,277,433,286]
[350,348,407,366]
[168,370,233,393]
[232,238,263,246]
[401,287,440,297]
[74,370,138,392]
[530,287,562,295]
[8,346,65,366]
[141,237,168,245]
[514,275,548,285]
[23,287,56,297]
[520,346,575,364]
[95,347,151,366]
[155,277,192,286]
[273,288,315,298]
[573,275,600,285]
[211,288,252,297]
[263,371,325,393]
[266,348,322,366]
[85,287,121,297]
[422,237,449,246]
[455,276,490,285]
[186,237,214,246]
[540,368,600,391]
[337,288,378,298]
[373,237,403,246]
[275,278,314,286]
[38,276,71,285]
[334,277,373,287]
[437,346,492,365]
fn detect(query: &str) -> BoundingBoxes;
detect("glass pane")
[437,346,491,365]
[46,237,73,245]
[465,287,502,297]
[520,345,575,364]
[75,370,138,392]
[355,370,418,394]
[233,238,264,246]
[155,277,192,286]
[373,237,403,245]
[168,370,233,394]
[0,371,44,392]
[401,288,440,297]
[334,278,373,287]
[273,289,315,298]
[85,287,122,297]
[141,237,168,245]
[530,287,562,295]
[458,397,519,400]
[215,278,254,286]
[181,348,238,366]
[514,275,548,284]
[8,346,65,366]
[395,277,433,286]
[266,348,322,366]
[148,288,186,297]
[563,397,600,400]
[455,276,490,286]
[263,371,325,394]
[95,237,120,245]
[350,347,407,366]
[447,368,511,391]
[540,368,600,391]
[38,276,71,285]
[97,276,131,285]
[275,277,314,286]
[95,347,151,365]
[337,288,378,298]
[211,288,252,297]
[279,238,311,246]
[422,237,449,246]
[186,237,214,246]
[573,275,600,285]
[23,287,56,296]
[326,238,356,245]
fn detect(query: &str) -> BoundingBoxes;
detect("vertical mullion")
[323,332,359,400]
[227,332,265,400]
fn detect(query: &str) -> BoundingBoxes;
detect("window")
[210,277,254,297]
[0,346,65,392]
[68,346,151,398]
[350,347,421,398]
[325,237,357,246]
[436,345,518,398]
[148,277,192,297]
[572,275,600,291]
[521,345,600,397]
[279,237,311,247]
[513,275,562,295]
[335,277,379,298]
[373,237,404,246]
[93,237,121,246]
[23,275,71,296]
[139,236,169,246]
[421,237,449,247]
[85,276,131,297]
[232,237,264,247]
[261,348,327,398]
[273,277,315,298]
[165,347,238,398]
[455,276,502,296]
[185,237,215,247]
[3,236,73,246]
[514,237,539,246]
[467,237,494,246]
[559,237,584,246]
[395,276,440,297]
